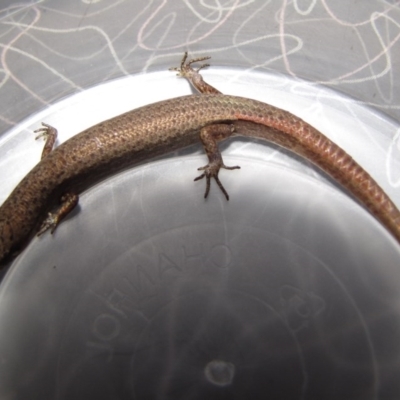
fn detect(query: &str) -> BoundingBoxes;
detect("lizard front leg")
[34,123,79,235]
[35,122,58,159]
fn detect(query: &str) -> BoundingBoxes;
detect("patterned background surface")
[0,0,399,134]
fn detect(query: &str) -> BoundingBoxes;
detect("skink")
[1,53,399,266]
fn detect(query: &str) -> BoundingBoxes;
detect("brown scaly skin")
[1,54,400,267]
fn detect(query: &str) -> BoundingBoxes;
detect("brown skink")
[1,53,400,266]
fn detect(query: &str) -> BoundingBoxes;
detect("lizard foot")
[34,122,58,159]
[37,193,79,236]
[195,161,240,201]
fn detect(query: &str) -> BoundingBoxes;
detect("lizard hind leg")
[171,53,239,199]
[169,51,221,95]
[195,124,240,201]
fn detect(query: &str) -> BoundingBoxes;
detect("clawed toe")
[194,162,240,200]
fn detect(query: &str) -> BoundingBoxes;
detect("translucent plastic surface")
[0,70,400,400]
